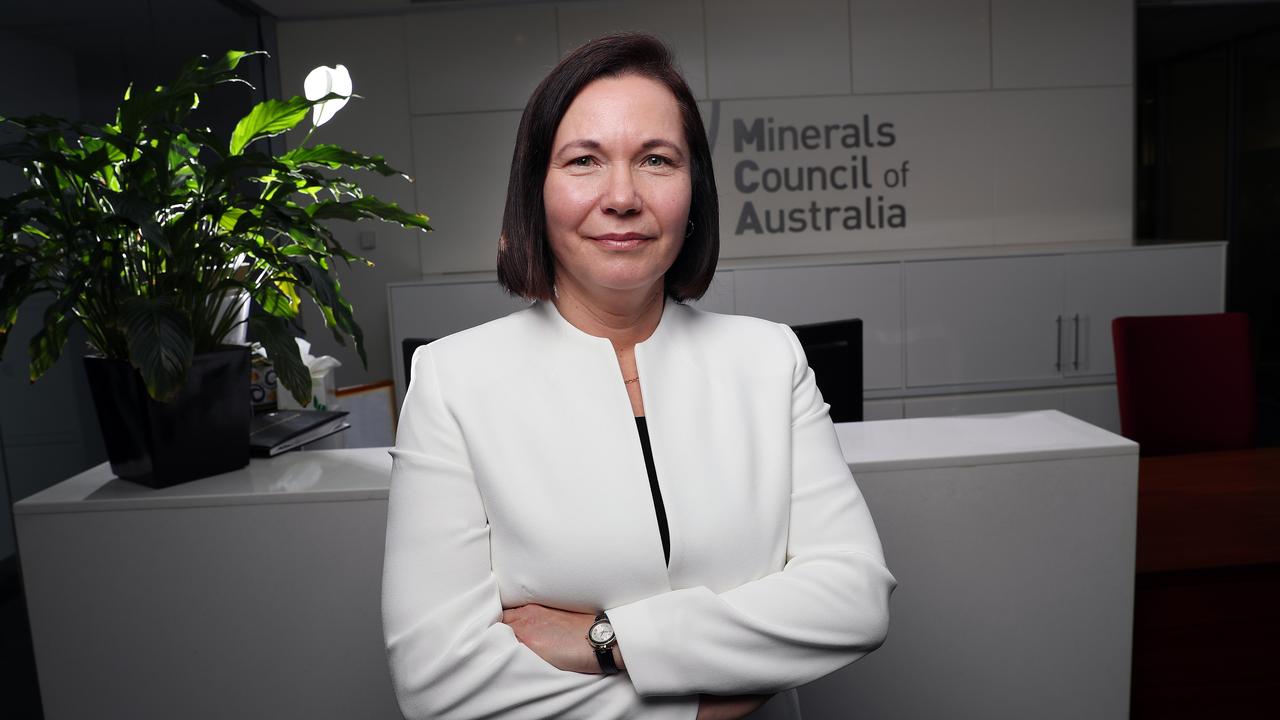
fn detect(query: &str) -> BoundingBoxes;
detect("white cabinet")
[863,399,905,421]
[904,255,1063,387]
[15,414,1138,720]
[386,242,1225,428]
[15,449,403,720]
[734,263,903,390]
[903,244,1225,388]
[817,411,1138,720]
[1062,244,1225,376]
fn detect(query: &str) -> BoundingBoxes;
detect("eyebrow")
[556,138,686,158]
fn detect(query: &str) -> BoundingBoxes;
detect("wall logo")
[707,100,909,237]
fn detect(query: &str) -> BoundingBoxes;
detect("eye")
[570,155,595,167]
[643,155,670,168]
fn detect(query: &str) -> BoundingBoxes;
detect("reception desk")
[14,410,1136,719]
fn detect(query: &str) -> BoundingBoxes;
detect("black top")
[634,416,670,566]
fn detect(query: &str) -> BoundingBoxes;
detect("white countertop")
[13,447,394,515]
[15,410,1135,514]
[837,409,1136,472]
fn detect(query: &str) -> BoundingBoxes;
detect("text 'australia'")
[729,114,908,236]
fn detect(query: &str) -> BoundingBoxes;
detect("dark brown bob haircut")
[496,32,719,302]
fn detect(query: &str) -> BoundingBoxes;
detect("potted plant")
[0,51,430,487]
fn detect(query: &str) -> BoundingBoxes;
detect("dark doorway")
[1137,0,1280,448]
[1134,7,1280,719]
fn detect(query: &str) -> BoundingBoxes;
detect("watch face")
[589,621,615,645]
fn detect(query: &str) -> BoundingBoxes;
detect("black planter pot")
[83,345,252,488]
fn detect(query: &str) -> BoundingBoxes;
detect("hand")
[502,603,616,674]
[696,693,773,720]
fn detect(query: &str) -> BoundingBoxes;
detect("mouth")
[591,233,653,250]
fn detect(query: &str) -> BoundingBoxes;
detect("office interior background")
[2,0,1278,718]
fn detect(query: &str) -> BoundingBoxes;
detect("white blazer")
[382,296,896,720]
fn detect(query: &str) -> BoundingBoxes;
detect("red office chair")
[1111,312,1256,456]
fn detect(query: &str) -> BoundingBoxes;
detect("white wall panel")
[705,0,851,98]
[557,0,709,99]
[278,16,422,387]
[411,111,522,274]
[991,87,1132,245]
[992,0,1133,88]
[850,0,990,94]
[406,4,558,114]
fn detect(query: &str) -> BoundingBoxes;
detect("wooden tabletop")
[1137,446,1280,573]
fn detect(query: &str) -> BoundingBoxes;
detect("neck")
[551,278,666,351]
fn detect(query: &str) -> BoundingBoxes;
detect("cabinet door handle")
[1072,314,1081,371]
[1055,315,1063,372]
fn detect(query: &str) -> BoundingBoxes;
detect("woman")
[382,33,896,720]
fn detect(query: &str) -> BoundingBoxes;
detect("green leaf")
[80,136,126,164]
[121,296,194,402]
[26,296,76,382]
[218,207,250,233]
[249,314,312,407]
[287,257,366,368]
[254,277,302,318]
[112,194,172,256]
[206,151,290,189]
[229,96,310,156]
[1,190,43,235]
[308,196,432,230]
[284,227,325,254]
[114,52,262,142]
[0,264,34,361]
[209,50,263,76]
[278,144,405,177]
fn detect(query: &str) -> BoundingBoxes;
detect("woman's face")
[543,73,691,301]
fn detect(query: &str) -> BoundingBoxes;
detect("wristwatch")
[586,613,619,675]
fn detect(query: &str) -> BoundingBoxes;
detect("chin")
[588,274,664,294]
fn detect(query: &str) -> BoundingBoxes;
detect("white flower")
[303,64,352,128]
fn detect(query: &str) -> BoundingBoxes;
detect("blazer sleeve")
[604,323,898,697]
[381,345,698,720]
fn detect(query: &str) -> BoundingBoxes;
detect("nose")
[601,164,642,216]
